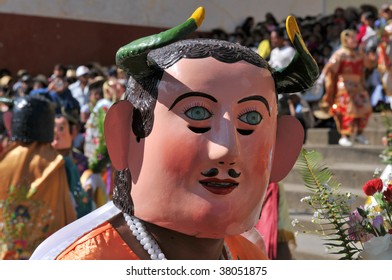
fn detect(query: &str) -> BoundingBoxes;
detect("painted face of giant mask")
[128,57,278,238]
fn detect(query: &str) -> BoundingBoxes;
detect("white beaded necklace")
[123,212,232,260]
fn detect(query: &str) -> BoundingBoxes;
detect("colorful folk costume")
[377,22,392,105]
[323,29,372,146]
[31,7,318,260]
[0,96,76,259]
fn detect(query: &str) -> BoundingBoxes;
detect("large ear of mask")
[270,115,304,182]
[104,100,133,170]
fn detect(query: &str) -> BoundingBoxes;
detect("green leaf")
[356,207,368,218]
[295,148,362,259]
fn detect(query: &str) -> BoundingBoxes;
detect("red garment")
[356,24,367,43]
[255,182,279,260]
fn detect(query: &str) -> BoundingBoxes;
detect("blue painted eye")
[239,111,262,125]
[185,106,212,120]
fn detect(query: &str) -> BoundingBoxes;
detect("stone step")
[292,233,340,260]
[366,112,391,130]
[284,161,384,190]
[305,127,386,146]
[302,144,385,165]
[310,111,388,129]
[290,213,342,260]
[321,112,390,130]
[283,183,367,215]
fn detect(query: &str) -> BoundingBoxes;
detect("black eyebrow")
[168,92,218,110]
[237,95,270,116]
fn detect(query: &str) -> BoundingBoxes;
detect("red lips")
[199,178,239,195]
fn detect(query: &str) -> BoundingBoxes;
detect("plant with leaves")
[295,148,362,259]
[380,111,392,164]
[88,107,110,173]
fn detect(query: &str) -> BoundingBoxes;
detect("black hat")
[11,95,55,143]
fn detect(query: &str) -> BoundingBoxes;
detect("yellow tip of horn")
[286,15,300,43]
[286,15,310,55]
[190,6,205,28]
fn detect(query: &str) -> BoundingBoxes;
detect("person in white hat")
[69,65,90,108]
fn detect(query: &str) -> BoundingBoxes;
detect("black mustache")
[201,168,241,178]
[201,168,219,177]
[228,169,241,178]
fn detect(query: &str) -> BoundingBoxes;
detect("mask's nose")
[207,113,240,166]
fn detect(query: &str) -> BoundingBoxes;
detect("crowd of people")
[0,3,390,260]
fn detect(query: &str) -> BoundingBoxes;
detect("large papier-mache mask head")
[105,7,319,238]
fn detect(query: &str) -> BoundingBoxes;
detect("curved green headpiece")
[273,16,319,93]
[116,7,205,79]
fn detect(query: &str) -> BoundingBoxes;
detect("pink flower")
[363,178,383,196]
[348,209,362,226]
[348,225,373,242]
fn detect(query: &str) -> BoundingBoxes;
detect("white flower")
[359,234,392,260]
[374,167,382,177]
[346,192,356,205]
[313,209,328,219]
[300,196,311,203]
[291,219,299,227]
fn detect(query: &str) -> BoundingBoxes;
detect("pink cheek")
[162,137,202,175]
[246,135,274,170]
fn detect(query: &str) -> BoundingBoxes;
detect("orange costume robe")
[31,201,267,260]
[0,142,77,259]
[323,48,372,135]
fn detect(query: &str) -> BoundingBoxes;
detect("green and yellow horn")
[273,16,319,94]
[116,7,205,79]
